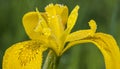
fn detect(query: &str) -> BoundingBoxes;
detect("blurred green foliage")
[0,0,120,69]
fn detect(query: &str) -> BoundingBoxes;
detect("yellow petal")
[60,5,80,49]
[3,40,47,69]
[45,4,68,25]
[46,36,60,56]
[66,20,97,41]
[62,33,120,69]
[35,8,48,29]
[90,33,120,69]
[88,20,97,33]
[66,30,93,41]
[45,4,67,38]
[22,11,47,39]
[56,4,68,25]
[54,4,68,25]
[65,5,79,33]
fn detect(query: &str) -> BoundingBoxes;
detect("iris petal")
[45,4,67,38]
[66,5,79,34]
[66,20,97,42]
[62,33,120,69]
[22,12,47,39]
[3,40,47,69]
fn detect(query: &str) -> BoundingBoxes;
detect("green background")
[0,0,120,69]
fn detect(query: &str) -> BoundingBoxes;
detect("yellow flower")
[3,4,120,69]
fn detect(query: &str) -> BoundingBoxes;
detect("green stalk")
[43,50,60,69]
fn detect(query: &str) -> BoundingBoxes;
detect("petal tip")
[89,19,97,33]
[75,5,80,10]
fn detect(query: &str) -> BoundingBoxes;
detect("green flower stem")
[43,50,60,69]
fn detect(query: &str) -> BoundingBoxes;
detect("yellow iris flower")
[2,4,120,69]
